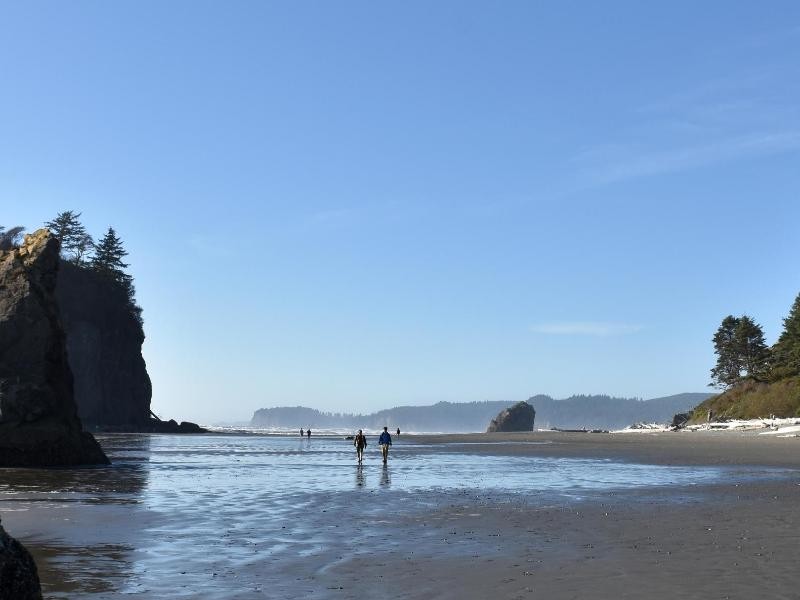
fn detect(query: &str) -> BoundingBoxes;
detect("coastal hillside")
[251,393,710,432]
[691,378,800,422]
[694,292,800,422]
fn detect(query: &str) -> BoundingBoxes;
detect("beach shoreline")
[2,431,798,599]
[409,429,800,467]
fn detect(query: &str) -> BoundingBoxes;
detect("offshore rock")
[0,229,109,466]
[56,261,152,428]
[486,401,536,433]
[0,518,42,600]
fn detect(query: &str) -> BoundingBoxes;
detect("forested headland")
[693,293,800,421]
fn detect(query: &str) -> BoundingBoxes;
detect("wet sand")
[2,431,799,599]
[324,432,800,600]
[412,429,800,466]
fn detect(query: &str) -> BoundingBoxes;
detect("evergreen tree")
[771,292,800,378]
[91,227,130,277]
[0,226,25,250]
[734,315,770,382]
[711,314,771,388]
[44,211,94,264]
[91,227,142,324]
[710,315,741,388]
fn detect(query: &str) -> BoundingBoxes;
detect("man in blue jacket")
[378,426,392,464]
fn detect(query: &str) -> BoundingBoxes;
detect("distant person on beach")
[707,409,714,429]
[378,426,392,464]
[300,428,304,437]
[396,427,400,436]
[353,429,367,463]
[307,428,311,439]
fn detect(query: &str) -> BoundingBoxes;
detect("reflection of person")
[353,429,367,463]
[307,428,311,439]
[356,464,365,487]
[378,426,392,464]
[380,463,391,486]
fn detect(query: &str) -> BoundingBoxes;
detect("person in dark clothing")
[307,428,311,439]
[378,426,392,464]
[396,427,400,436]
[353,429,367,463]
[300,428,304,437]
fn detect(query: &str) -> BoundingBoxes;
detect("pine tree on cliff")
[92,227,142,324]
[0,225,25,251]
[92,227,129,276]
[771,292,800,379]
[710,315,742,388]
[45,210,94,264]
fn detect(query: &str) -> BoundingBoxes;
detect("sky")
[2,2,799,424]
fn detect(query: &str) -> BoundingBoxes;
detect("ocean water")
[0,434,780,598]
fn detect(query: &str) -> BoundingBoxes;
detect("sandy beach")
[324,432,800,600]
[2,431,799,599]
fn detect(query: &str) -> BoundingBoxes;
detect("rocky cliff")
[0,230,108,466]
[56,262,152,428]
[486,401,536,432]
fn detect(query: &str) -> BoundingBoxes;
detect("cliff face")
[0,230,108,466]
[55,262,152,428]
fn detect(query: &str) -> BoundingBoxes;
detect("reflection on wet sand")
[0,434,151,598]
[355,464,365,487]
[380,464,391,487]
[0,433,778,599]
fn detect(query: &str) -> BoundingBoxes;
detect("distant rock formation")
[251,393,711,432]
[56,261,152,428]
[0,230,108,466]
[486,401,536,432]
[0,518,42,600]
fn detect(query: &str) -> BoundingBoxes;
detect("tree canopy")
[771,292,800,379]
[710,314,770,388]
[44,210,94,264]
[42,213,143,326]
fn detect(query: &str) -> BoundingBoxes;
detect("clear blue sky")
[2,2,799,424]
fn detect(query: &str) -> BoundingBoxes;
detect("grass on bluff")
[691,376,800,422]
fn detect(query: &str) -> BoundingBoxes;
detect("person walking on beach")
[378,426,392,464]
[307,428,311,439]
[300,428,304,437]
[353,429,367,463]
[396,427,400,437]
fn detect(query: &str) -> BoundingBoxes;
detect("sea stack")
[0,229,109,466]
[486,401,536,432]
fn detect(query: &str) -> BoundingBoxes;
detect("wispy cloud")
[530,322,642,336]
[570,53,800,190]
[586,131,800,186]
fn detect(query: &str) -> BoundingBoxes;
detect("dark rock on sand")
[671,412,692,429]
[486,401,536,432]
[56,261,152,429]
[0,229,109,466]
[0,518,42,600]
[146,418,207,434]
